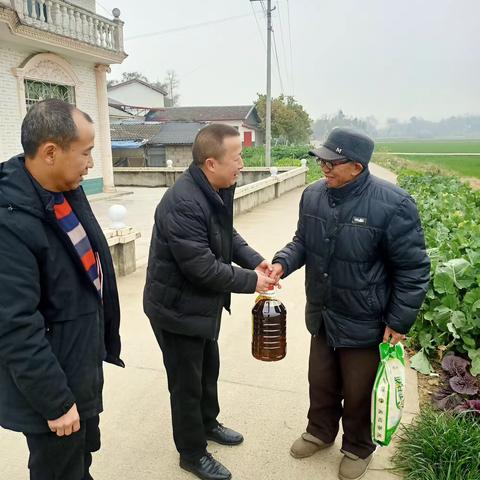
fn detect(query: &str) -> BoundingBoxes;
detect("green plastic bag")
[371,342,406,446]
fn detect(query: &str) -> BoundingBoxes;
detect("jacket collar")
[327,167,371,204]
[188,162,235,215]
[0,155,53,218]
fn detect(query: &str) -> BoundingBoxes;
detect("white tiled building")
[0,0,127,194]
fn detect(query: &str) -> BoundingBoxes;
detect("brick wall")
[166,145,192,167]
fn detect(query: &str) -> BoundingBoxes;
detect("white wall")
[0,43,104,183]
[0,43,33,160]
[108,82,165,108]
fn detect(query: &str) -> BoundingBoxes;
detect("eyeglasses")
[317,158,352,172]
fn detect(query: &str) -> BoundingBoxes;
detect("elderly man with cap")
[270,127,430,480]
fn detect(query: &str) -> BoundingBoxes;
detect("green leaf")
[463,288,480,305]
[410,350,434,375]
[461,335,477,349]
[467,349,480,377]
[441,295,459,310]
[451,310,467,328]
[467,249,480,266]
[472,300,480,312]
[433,271,455,295]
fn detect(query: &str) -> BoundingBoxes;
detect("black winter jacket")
[273,169,430,348]
[144,164,263,340]
[0,155,123,433]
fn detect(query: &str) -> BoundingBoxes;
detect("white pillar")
[94,63,115,192]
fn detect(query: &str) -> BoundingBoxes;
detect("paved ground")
[0,164,415,479]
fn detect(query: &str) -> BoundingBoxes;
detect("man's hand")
[255,260,273,276]
[383,326,405,345]
[255,271,276,293]
[270,263,284,284]
[47,403,80,437]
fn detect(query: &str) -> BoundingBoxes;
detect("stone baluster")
[87,16,94,45]
[93,17,100,46]
[52,0,62,34]
[22,0,32,23]
[73,10,81,40]
[39,0,47,26]
[68,7,75,37]
[31,0,40,27]
[61,3,68,35]
[45,0,55,31]
[112,8,123,53]
[100,22,107,48]
[81,13,89,42]
[106,24,113,49]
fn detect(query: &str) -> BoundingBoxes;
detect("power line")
[275,2,289,94]
[272,29,284,94]
[286,0,294,96]
[96,0,113,18]
[126,13,253,41]
[250,2,266,48]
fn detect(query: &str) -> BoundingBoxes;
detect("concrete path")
[0,164,416,479]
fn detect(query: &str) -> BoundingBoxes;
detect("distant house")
[110,121,204,167]
[145,105,264,147]
[108,79,168,115]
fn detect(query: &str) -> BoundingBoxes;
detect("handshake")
[254,260,284,293]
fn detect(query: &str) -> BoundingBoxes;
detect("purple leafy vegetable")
[449,373,479,396]
[441,354,469,376]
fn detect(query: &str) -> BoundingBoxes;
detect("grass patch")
[375,139,480,154]
[395,154,480,178]
[372,153,480,179]
[392,409,480,480]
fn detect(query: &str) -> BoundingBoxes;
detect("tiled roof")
[151,122,204,145]
[110,121,204,145]
[110,122,162,142]
[146,105,255,122]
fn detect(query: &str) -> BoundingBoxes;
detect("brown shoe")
[290,432,334,458]
[338,450,373,480]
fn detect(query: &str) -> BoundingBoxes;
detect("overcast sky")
[99,0,480,123]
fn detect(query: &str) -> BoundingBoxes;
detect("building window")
[24,80,76,109]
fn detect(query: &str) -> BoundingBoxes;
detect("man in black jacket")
[271,127,430,480]
[144,124,275,480]
[0,99,124,480]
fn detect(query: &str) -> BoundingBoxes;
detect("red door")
[243,131,253,147]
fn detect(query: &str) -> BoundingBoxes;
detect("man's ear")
[36,142,57,166]
[352,162,364,176]
[204,157,216,173]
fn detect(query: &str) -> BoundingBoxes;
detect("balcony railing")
[13,0,124,52]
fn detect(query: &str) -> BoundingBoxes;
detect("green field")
[373,139,480,178]
[393,154,480,178]
[375,139,480,154]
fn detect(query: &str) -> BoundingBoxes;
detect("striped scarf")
[52,193,101,296]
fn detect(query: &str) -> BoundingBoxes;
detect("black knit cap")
[309,127,375,167]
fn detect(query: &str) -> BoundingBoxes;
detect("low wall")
[233,167,307,216]
[113,167,294,188]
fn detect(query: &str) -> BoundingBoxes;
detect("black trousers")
[153,328,220,460]
[23,415,100,480]
[306,331,380,459]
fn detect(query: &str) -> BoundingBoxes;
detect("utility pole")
[251,0,273,167]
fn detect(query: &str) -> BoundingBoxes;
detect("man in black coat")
[144,124,275,480]
[271,127,430,480]
[0,99,124,480]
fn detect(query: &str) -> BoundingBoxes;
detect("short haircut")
[21,99,93,158]
[192,123,240,165]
